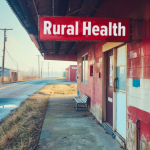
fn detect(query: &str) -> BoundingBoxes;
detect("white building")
[0,67,20,82]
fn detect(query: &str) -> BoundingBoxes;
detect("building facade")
[7,0,150,149]
[0,67,20,82]
[66,65,77,81]
[77,1,150,149]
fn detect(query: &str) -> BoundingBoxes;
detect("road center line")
[0,84,18,90]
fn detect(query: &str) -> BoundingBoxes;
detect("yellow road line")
[0,84,18,90]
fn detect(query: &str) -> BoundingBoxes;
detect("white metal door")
[116,45,127,139]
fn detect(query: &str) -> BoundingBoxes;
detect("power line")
[6,50,18,69]
[6,51,13,69]
[6,42,30,58]
[5,43,40,69]
[0,20,13,29]
[6,48,32,69]
[0,28,38,59]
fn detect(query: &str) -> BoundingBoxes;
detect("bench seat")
[74,94,88,110]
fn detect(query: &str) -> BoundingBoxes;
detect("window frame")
[81,53,88,84]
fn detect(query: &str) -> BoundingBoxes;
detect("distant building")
[0,67,20,82]
[63,72,66,78]
[65,65,77,81]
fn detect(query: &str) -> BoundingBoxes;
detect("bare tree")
[20,68,38,81]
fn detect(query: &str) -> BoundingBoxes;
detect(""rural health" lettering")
[39,16,130,42]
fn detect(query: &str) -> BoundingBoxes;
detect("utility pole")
[52,68,53,77]
[48,62,49,77]
[41,61,43,78]
[36,55,40,78]
[0,28,13,84]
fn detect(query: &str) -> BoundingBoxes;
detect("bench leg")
[76,103,78,111]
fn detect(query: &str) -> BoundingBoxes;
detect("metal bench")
[74,94,88,110]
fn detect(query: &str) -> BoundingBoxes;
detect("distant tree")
[20,68,38,81]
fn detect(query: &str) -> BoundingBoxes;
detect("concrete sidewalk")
[38,96,123,150]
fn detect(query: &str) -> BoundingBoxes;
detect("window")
[90,65,93,76]
[81,54,88,84]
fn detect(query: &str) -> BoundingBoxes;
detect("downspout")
[136,120,140,150]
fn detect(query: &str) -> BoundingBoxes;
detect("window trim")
[81,53,88,84]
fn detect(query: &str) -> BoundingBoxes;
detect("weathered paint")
[76,1,150,149]
[117,45,127,66]
[77,42,104,123]
[127,78,150,149]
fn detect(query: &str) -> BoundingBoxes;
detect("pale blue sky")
[0,1,76,74]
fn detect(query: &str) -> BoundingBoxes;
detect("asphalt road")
[0,77,76,122]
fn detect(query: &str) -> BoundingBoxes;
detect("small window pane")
[81,54,88,84]
[85,54,88,84]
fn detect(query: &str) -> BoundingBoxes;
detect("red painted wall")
[70,65,77,81]
[77,42,104,122]
[66,65,77,81]
[125,2,150,147]
[77,0,150,149]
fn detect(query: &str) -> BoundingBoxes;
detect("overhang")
[6,0,103,61]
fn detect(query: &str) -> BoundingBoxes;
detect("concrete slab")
[38,96,123,150]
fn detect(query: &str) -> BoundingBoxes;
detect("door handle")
[114,77,118,92]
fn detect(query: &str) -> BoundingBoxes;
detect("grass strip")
[0,88,50,150]
[39,84,77,95]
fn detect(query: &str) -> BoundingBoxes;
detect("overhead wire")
[6,50,18,70]
[0,20,40,72]
[6,48,31,70]
[0,19,13,29]
[6,50,13,69]
[6,50,17,66]
[0,20,34,60]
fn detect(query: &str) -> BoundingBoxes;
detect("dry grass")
[0,84,77,149]
[38,84,77,95]
[19,77,50,82]
[56,77,66,80]
[0,91,50,150]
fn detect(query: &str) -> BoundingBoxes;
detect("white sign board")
[108,97,113,102]
[120,67,124,74]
